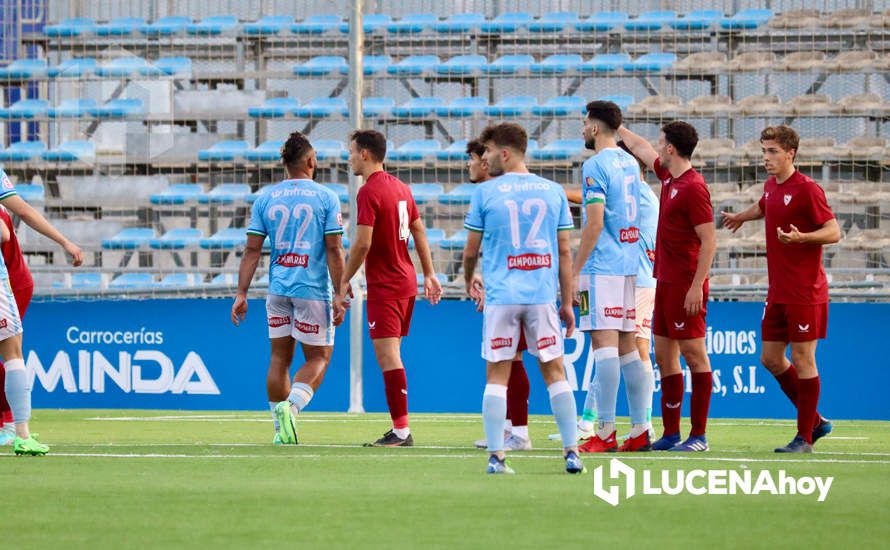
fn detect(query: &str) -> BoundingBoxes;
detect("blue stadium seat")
[671,9,723,30]
[721,9,773,29]
[531,95,586,116]
[439,230,468,249]
[324,183,349,203]
[150,183,203,205]
[87,98,145,118]
[198,141,250,162]
[416,272,448,285]
[141,16,191,36]
[48,57,97,78]
[529,11,580,32]
[207,273,237,287]
[200,228,247,250]
[187,15,238,35]
[96,17,145,36]
[482,54,534,75]
[248,97,300,118]
[157,273,203,288]
[293,55,348,76]
[339,13,392,34]
[481,12,533,33]
[438,183,475,205]
[95,57,151,77]
[485,95,537,116]
[15,183,45,204]
[391,97,445,118]
[433,13,484,33]
[388,14,437,34]
[579,53,631,73]
[291,15,341,34]
[526,139,540,156]
[140,57,192,77]
[597,94,635,111]
[575,11,628,31]
[340,55,392,76]
[0,141,46,162]
[314,140,348,161]
[409,183,444,204]
[362,97,395,117]
[150,228,204,250]
[53,272,104,290]
[625,10,677,31]
[0,59,48,79]
[435,96,487,117]
[435,55,487,76]
[293,97,348,118]
[243,140,285,162]
[436,141,470,162]
[409,228,445,249]
[531,139,585,161]
[102,227,155,250]
[244,15,293,35]
[388,140,442,162]
[42,140,95,162]
[49,98,98,118]
[387,55,439,76]
[623,53,677,72]
[0,99,50,119]
[109,273,156,289]
[530,54,583,74]
[198,183,251,204]
[46,17,95,37]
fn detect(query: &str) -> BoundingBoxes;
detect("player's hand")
[469,274,485,312]
[424,274,443,305]
[64,240,84,267]
[777,224,804,244]
[332,301,345,326]
[559,302,575,338]
[231,293,248,326]
[684,283,703,317]
[721,210,745,233]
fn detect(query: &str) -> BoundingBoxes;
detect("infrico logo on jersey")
[295,321,319,334]
[498,182,550,193]
[507,253,552,270]
[491,337,513,350]
[604,307,624,319]
[268,316,291,328]
[536,336,557,350]
[277,253,309,268]
[619,227,640,243]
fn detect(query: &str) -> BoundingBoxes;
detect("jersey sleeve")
[246,195,267,237]
[323,192,344,235]
[356,186,377,227]
[464,185,485,233]
[582,159,607,205]
[653,158,671,182]
[687,183,714,227]
[557,189,574,231]
[0,170,17,201]
[807,184,835,226]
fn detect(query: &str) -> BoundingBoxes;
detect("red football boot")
[578,431,617,453]
[618,431,652,452]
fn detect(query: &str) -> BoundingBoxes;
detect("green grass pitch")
[4,410,889,548]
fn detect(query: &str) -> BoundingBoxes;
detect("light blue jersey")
[580,148,641,276]
[247,179,343,300]
[0,168,18,280]
[637,181,658,288]
[464,172,574,305]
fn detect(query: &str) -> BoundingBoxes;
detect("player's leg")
[578,329,619,453]
[652,334,683,450]
[265,294,297,443]
[576,273,598,433]
[617,276,652,451]
[481,305,520,473]
[634,286,656,437]
[0,285,28,444]
[504,343,531,450]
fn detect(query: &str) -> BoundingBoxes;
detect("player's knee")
[760,353,784,374]
[790,348,815,371]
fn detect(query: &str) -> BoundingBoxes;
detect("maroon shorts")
[761,302,828,342]
[517,328,527,352]
[366,297,415,339]
[652,279,709,340]
[13,285,32,319]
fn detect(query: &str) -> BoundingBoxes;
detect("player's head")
[348,129,387,176]
[760,125,799,176]
[658,121,698,169]
[281,131,317,180]
[465,139,489,183]
[617,140,647,180]
[479,123,527,177]
[583,100,622,151]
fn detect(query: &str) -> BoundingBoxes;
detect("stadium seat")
[87,98,145,118]
[243,15,293,35]
[434,13,484,33]
[827,50,877,71]
[102,227,155,250]
[293,56,348,76]
[693,139,739,162]
[688,95,739,115]
[0,141,46,162]
[846,137,887,160]
[410,228,445,249]
[340,55,392,76]
[628,95,687,116]
[728,51,777,71]
[291,15,342,34]
[531,139,585,161]
[243,140,285,163]
[157,273,203,288]
[578,53,631,73]
[778,51,826,71]
[674,52,727,72]
[0,59,48,79]
[824,8,871,28]
[95,57,152,77]
[54,272,104,290]
[529,12,580,32]
[45,17,95,37]
[387,55,439,76]
[435,140,469,161]
[481,54,534,75]
[624,10,677,31]
[416,273,449,285]
[438,183,475,205]
[787,94,840,115]
[575,11,628,31]
[485,96,537,116]
[150,183,203,205]
[141,16,191,36]
[198,184,251,205]
[439,230,468,249]
[362,97,395,117]
[531,96,585,117]
[768,9,820,29]
[388,140,442,162]
[480,12,533,33]
[293,97,348,118]
[109,273,156,289]
[48,57,97,78]
[49,98,98,118]
[96,17,145,36]
[339,13,392,34]
[530,54,583,74]
[248,97,300,118]
[42,140,95,162]
[798,138,846,160]
[197,141,250,162]
[207,273,237,287]
[0,99,50,119]
[391,97,445,118]
[435,55,487,76]
[388,13,437,34]
[140,57,192,77]
[596,94,635,111]
[623,53,676,72]
[200,228,247,250]
[721,8,773,29]
[409,183,444,205]
[186,15,239,35]
[15,183,45,204]
[435,97,487,117]
[324,183,349,203]
[670,9,722,30]
[838,93,887,114]
[150,228,204,250]
[314,140,348,161]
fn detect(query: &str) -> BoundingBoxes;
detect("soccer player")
[232,132,345,445]
[721,125,838,453]
[572,101,650,453]
[466,138,532,451]
[618,121,717,452]
[0,167,84,455]
[462,122,583,475]
[333,129,442,447]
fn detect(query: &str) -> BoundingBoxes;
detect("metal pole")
[347,0,365,414]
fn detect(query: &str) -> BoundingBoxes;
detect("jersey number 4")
[504,198,547,249]
[268,204,314,250]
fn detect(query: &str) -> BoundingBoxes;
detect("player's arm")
[565,188,583,205]
[721,202,763,233]
[1,194,82,265]
[325,234,345,296]
[232,233,264,326]
[409,218,442,305]
[338,224,372,295]
[616,126,658,172]
[557,230,575,337]
[462,229,482,298]
[685,221,717,316]
[573,202,603,277]
[778,218,841,245]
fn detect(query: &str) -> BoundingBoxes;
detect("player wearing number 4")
[233,132,346,445]
[462,123,584,475]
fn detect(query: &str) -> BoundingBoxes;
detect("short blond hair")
[760,125,799,156]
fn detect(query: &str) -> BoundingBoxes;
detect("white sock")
[392,427,410,439]
[597,420,615,439]
[288,382,314,415]
[511,425,529,440]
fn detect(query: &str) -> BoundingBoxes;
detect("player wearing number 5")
[334,129,443,447]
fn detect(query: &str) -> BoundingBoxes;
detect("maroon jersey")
[758,170,834,304]
[0,206,33,291]
[356,171,420,301]
[652,159,713,284]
